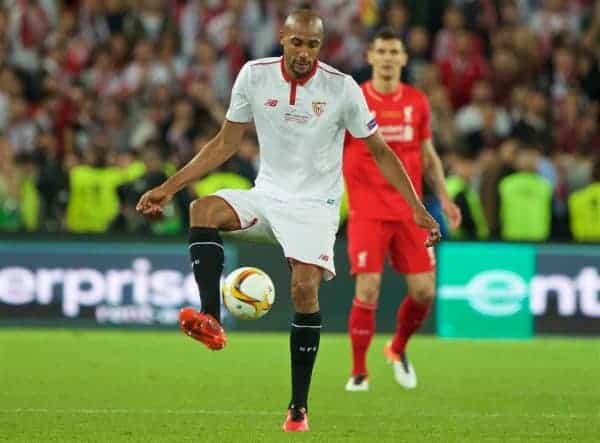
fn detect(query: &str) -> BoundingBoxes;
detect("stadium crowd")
[0,0,599,241]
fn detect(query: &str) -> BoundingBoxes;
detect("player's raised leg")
[179,196,241,350]
[385,271,435,389]
[345,272,381,391]
[282,261,322,432]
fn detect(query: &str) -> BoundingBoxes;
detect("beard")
[292,60,313,77]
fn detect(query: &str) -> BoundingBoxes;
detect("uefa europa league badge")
[312,101,326,117]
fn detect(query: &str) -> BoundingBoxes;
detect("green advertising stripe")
[437,242,535,339]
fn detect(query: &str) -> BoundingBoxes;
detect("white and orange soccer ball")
[222,267,275,320]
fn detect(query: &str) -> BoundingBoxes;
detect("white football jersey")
[226,57,378,204]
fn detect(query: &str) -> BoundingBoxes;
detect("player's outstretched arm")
[422,139,462,230]
[136,120,249,217]
[364,131,441,246]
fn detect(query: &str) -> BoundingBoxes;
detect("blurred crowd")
[0,0,599,242]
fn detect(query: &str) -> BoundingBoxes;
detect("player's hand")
[413,204,441,247]
[136,185,173,219]
[441,197,462,230]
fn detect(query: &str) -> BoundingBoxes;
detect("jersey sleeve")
[419,93,432,141]
[342,76,378,139]
[225,63,253,123]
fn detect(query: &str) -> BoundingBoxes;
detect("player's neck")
[371,77,401,95]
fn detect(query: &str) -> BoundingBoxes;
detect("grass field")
[1,330,599,442]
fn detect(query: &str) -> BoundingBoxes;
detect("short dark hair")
[370,27,402,46]
[454,136,480,161]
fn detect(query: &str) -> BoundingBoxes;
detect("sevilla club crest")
[312,101,326,117]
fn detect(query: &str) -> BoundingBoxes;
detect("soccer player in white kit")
[137,9,440,433]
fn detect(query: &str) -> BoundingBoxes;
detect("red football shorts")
[347,218,435,275]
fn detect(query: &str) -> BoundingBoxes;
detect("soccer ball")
[222,267,275,320]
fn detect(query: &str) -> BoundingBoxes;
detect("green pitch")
[1,330,598,442]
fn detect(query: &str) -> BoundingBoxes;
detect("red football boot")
[178,307,226,350]
[282,407,309,432]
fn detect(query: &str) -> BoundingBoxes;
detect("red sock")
[391,295,431,355]
[348,298,376,376]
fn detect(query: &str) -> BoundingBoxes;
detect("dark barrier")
[533,245,600,335]
[0,238,425,333]
[3,238,597,335]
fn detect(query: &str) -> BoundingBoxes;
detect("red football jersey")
[343,81,431,220]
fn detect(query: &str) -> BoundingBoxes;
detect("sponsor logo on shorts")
[357,251,367,268]
[367,118,377,130]
[264,99,278,107]
[319,254,330,262]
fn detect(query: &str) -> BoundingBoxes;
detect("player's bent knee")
[356,286,380,305]
[355,274,381,305]
[189,197,239,230]
[189,198,213,226]
[411,286,435,304]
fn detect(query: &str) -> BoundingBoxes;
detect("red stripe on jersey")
[290,82,297,105]
[281,58,318,85]
[250,60,280,67]
[318,65,344,77]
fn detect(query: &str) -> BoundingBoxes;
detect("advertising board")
[437,243,535,338]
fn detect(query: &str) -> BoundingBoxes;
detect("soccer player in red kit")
[343,28,462,391]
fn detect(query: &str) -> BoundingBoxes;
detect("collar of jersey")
[366,81,404,101]
[280,57,318,85]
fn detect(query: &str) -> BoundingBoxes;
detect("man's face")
[280,24,322,78]
[367,38,407,80]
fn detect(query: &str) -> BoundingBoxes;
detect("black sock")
[289,312,321,412]
[189,227,224,322]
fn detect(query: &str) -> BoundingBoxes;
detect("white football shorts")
[213,188,339,280]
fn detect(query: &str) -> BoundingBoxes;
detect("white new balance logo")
[299,346,318,352]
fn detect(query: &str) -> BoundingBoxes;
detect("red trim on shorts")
[237,218,258,232]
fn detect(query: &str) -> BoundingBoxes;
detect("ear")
[279,29,285,46]
[366,46,374,65]
[399,50,408,68]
